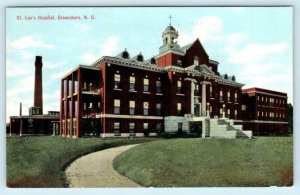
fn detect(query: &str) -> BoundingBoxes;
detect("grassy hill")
[7,136,157,187]
[113,137,293,187]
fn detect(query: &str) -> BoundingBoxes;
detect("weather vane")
[169,15,172,26]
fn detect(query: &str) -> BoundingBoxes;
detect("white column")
[191,82,195,115]
[200,81,211,117]
[202,83,206,116]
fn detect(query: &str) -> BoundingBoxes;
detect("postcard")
[6,7,293,188]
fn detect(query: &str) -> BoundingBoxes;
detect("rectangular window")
[242,105,246,111]
[178,123,183,132]
[129,123,135,136]
[194,84,200,96]
[156,80,162,93]
[177,103,182,115]
[143,102,149,115]
[210,86,213,97]
[114,99,120,114]
[227,91,231,102]
[129,76,135,90]
[114,122,120,136]
[114,74,121,89]
[144,78,149,92]
[156,103,161,115]
[234,92,238,102]
[129,101,135,115]
[220,90,223,101]
[156,123,162,132]
[177,81,182,94]
[234,110,237,119]
[143,123,149,136]
[227,109,231,118]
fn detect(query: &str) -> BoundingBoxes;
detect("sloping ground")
[65,144,141,187]
[113,137,292,187]
[7,136,158,187]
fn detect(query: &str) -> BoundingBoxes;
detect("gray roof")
[164,25,176,32]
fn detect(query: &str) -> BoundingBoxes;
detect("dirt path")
[65,144,141,187]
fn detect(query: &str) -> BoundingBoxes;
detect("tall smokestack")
[34,56,43,114]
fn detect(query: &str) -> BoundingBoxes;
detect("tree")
[287,103,293,134]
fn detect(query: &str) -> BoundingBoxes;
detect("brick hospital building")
[60,23,288,138]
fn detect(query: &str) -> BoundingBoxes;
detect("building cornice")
[61,64,99,79]
[91,56,244,87]
[244,90,287,99]
[92,56,165,73]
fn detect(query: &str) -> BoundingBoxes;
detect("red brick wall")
[183,40,209,67]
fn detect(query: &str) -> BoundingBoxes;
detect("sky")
[6,7,293,122]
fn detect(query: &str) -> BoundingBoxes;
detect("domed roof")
[164,25,176,32]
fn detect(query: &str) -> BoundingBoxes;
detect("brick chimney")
[34,56,43,114]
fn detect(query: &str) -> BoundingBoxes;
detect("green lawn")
[7,136,158,187]
[113,137,293,187]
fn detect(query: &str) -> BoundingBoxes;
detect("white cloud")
[20,50,35,60]
[228,42,288,65]
[79,36,120,64]
[178,16,223,45]
[100,36,119,56]
[225,40,292,103]
[9,35,55,49]
[227,32,247,46]
[6,60,32,77]
[44,61,67,69]
[80,52,98,64]
[7,75,34,98]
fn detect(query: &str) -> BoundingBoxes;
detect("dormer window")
[137,54,144,62]
[122,50,129,59]
[150,57,156,64]
[177,60,182,66]
[232,75,236,81]
[194,56,199,65]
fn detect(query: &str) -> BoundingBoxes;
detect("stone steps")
[209,118,252,139]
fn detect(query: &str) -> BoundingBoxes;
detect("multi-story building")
[60,24,288,138]
[238,87,288,135]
